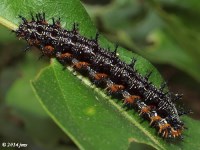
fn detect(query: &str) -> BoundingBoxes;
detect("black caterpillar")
[15,13,188,139]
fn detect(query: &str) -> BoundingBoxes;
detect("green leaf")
[31,59,163,150]
[1,0,200,150]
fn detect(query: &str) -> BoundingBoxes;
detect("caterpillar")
[14,13,188,139]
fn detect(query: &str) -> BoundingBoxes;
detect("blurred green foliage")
[84,0,200,82]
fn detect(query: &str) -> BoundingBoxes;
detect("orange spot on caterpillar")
[139,106,151,116]
[150,115,161,125]
[27,39,40,46]
[57,52,72,59]
[124,95,140,104]
[73,62,90,69]
[44,45,54,52]
[42,45,55,56]
[41,20,48,25]
[171,128,182,138]
[94,73,108,80]
[158,123,171,134]
[107,84,125,93]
